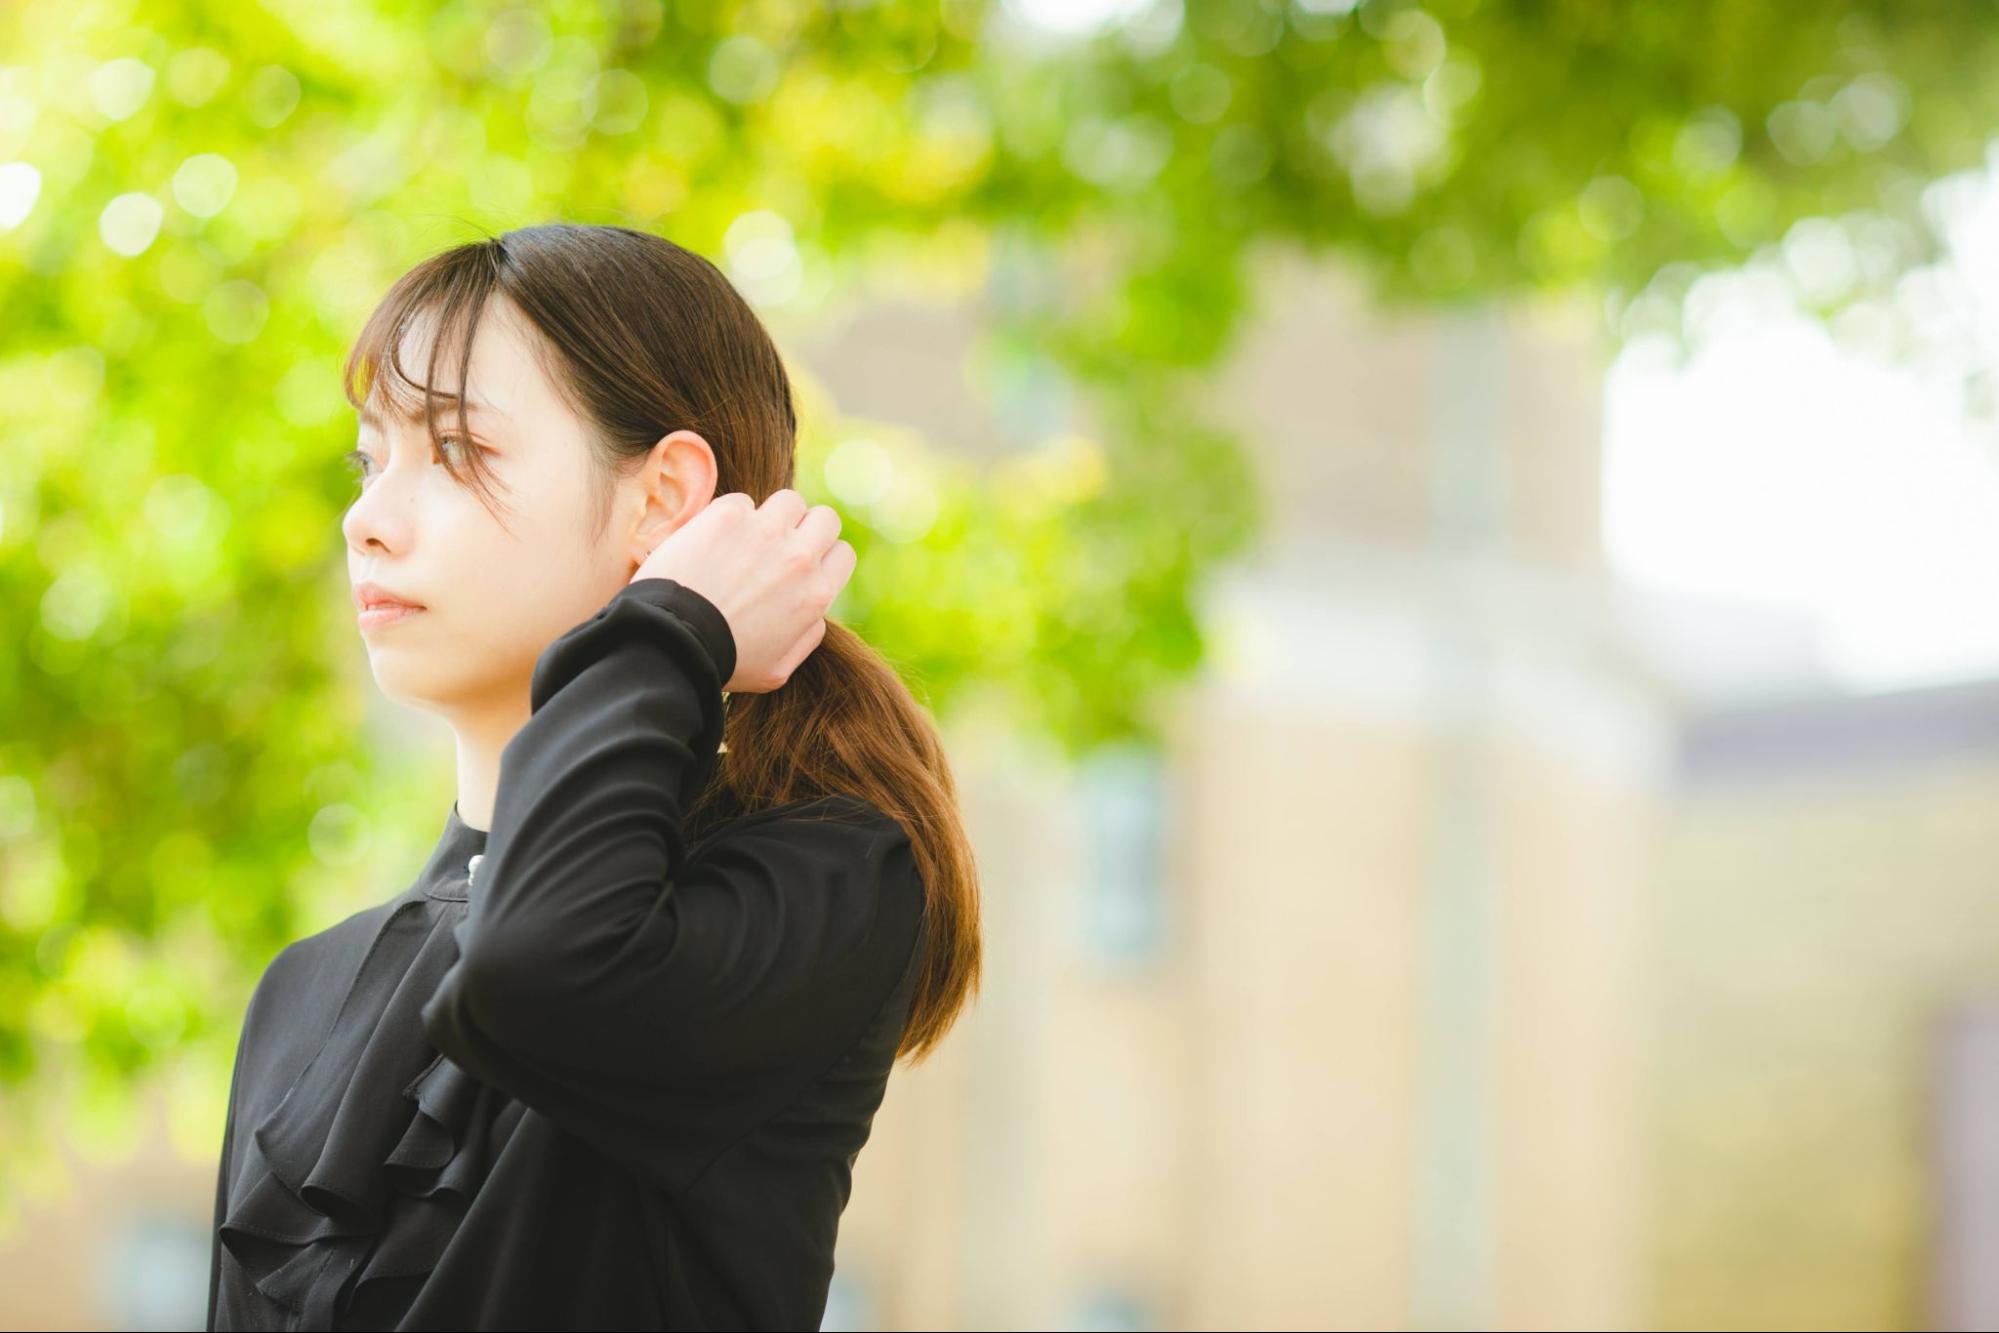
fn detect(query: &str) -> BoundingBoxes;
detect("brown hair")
[340,222,981,1063]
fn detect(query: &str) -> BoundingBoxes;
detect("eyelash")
[343,436,472,484]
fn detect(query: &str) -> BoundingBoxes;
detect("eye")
[425,435,475,471]
[341,437,471,487]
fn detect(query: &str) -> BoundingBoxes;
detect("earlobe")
[630,524,661,570]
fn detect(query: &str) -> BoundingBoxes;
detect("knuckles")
[713,491,845,694]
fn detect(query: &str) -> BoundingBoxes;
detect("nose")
[341,468,415,560]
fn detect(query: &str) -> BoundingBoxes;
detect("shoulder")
[724,791,911,851]
[258,896,403,990]
[700,792,924,910]
[225,897,411,1123]
[239,897,407,1043]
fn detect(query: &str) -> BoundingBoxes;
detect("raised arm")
[417,577,923,1190]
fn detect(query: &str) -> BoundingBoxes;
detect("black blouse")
[206,576,927,1331]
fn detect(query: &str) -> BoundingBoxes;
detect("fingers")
[759,488,809,527]
[821,538,856,596]
[795,501,842,556]
[739,493,854,691]
[771,617,829,684]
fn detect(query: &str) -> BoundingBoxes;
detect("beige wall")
[0,1081,212,1330]
[1650,753,1999,1331]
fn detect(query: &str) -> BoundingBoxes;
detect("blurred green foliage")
[6,0,1999,1214]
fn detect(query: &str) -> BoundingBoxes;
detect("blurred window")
[1067,1282,1158,1331]
[97,1208,210,1330]
[820,1266,874,1331]
[1076,742,1169,966]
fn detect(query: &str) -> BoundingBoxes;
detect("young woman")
[205,223,983,1330]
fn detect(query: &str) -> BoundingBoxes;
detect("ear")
[628,429,720,565]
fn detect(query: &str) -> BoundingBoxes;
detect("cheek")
[435,466,617,612]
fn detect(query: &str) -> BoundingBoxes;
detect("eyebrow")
[359,391,506,432]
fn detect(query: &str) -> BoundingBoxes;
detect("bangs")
[341,240,518,528]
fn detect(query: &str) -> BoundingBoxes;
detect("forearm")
[455,577,734,1004]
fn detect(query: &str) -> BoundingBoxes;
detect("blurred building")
[803,249,1999,1333]
[9,249,1999,1332]
[809,254,1665,1332]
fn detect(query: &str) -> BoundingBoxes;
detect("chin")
[365,657,446,708]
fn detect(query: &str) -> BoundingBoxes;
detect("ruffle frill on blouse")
[217,882,518,1327]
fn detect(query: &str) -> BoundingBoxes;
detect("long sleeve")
[417,577,925,1194]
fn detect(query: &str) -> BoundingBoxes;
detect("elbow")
[430,927,571,1056]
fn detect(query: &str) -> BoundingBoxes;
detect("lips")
[353,582,425,612]
[357,601,425,631]
[353,580,427,633]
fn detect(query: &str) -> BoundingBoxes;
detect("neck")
[449,696,532,833]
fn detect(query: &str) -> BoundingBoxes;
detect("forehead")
[359,391,505,433]
[359,299,541,432]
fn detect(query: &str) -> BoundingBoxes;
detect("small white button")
[467,853,484,887]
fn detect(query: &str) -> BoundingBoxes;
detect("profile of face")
[341,293,715,721]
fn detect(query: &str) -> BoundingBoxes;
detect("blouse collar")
[413,801,489,903]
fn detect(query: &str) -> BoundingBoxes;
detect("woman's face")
[340,294,691,719]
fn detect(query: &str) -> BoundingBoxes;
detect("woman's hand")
[629,489,855,694]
